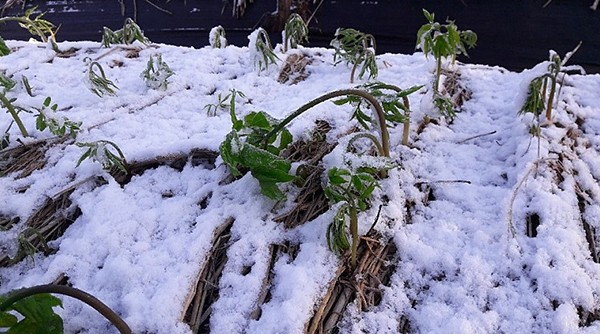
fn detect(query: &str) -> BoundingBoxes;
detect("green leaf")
[219,131,243,177]
[423,9,434,22]
[35,114,47,131]
[278,129,293,151]
[258,180,286,201]
[0,312,18,327]
[0,36,10,56]
[244,111,272,130]
[4,293,63,334]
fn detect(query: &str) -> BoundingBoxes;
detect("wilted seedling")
[141,54,174,90]
[331,28,377,83]
[102,18,150,48]
[0,6,55,43]
[204,89,245,117]
[76,140,128,174]
[248,28,278,73]
[12,227,51,265]
[35,97,81,138]
[209,25,227,48]
[283,13,309,52]
[87,61,119,97]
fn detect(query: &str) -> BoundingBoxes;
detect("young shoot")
[204,89,246,117]
[283,13,309,53]
[87,61,119,97]
[324,165,381,267]
[141,54,174,90]
[0,6,55,43]
[416,9,477,91]
[248,28,278,73]
[102,18,150,48]
[331,28,377,83]
[76,140,128,174]
[35,97,81,138]
[542,43,584,121]
[209,25,227,49]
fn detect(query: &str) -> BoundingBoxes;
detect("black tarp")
[1,0,598,73]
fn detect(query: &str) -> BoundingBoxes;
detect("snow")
[1,37,600,334]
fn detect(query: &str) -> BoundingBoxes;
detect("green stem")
[262,89,390,158]
[435,57,442,93]
[347,133,384,156]
[0,17,48,43]
[0,91,29,138]
[545,76,557,121]
[367,83,412,146]
[349,205,358,267]
[0,285,132,334]
[350,51,368,84]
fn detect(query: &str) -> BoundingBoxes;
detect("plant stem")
[349,52,365,84]
[0,17,48,43]
[545,77,556,121]
[262,89,390,158]
[0,91,29,138]
[0,284,132,334]
[435,57,442,93]
[101,140,130,173]
[367,83,412,146]
[347,133,384,156]
[349,205,358,267]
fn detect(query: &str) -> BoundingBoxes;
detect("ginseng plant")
[416,9,477,118]
[209,25,227,48]
[102,17,150,47]
[324,132,393,266]
[334,82,423,146]
[204,89,245,117]
[220,89,391,201]
[87,61,119,97]
[282,13,309,53]
[0,285,131,334]
[141,54,174,90]
[76,140,129,175]
[1,76,80,147]
[331,28,377,83]
[34,97,81,138]
[538,42,584,121]
[248,28,278,73]
[0,72,28,140]
[0,6,55,44]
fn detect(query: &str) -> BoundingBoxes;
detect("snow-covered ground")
[1,39,600,334]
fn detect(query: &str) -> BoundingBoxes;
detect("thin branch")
[457,130,497,144]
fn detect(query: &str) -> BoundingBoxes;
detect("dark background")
[1,0,599,73]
